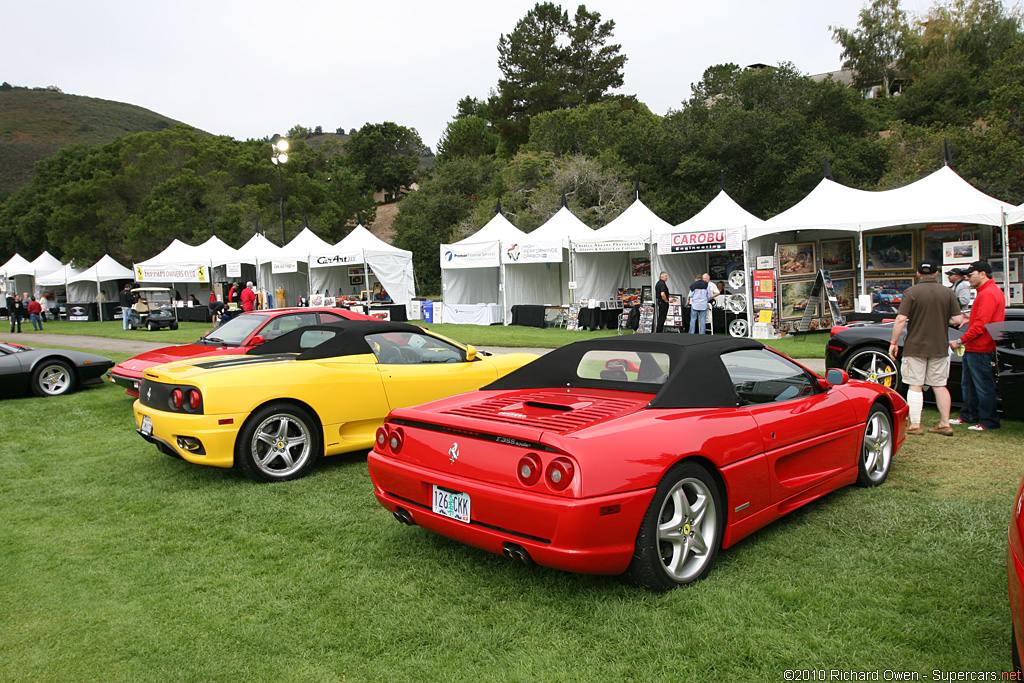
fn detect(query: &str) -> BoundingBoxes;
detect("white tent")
[236,234,284,306]
[440,212,527,324]
[502,206,594,321]
[1007,202,1024,227]
[37,264,83,288]
[309,225,415,306]
[1,253,33,297]
[570,198,671,302]
[134,236,250,300]
[30,251,63,278]
[67,255,134,317]
[258,228,332,307]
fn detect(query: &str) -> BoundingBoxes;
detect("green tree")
[436,116,500,161]
[342,121,423,201]
[831,0,912,97]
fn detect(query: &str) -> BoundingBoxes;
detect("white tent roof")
[332,224,412,257]
[1001,201,1023,227]
[237,233,283,264]
[281,227,333,261]
[36,264,83,287]
[591,198,671,240]
[68,255,134,283]
[309,225,416,307]
[1,253,33,277]
[30,251,63,276]
[455,212,527,245]
[195,235,243,266]
[667,190,765,234]
[135,239,199,267]
[751,166,1015,239]
[529,206,595,248]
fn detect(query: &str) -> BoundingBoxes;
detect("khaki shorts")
[901,355,949,387]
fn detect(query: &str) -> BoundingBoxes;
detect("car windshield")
[199,314,267,345]
[576,350,670,384]
[0,342,28,354]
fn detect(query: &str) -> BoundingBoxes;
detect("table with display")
[177,306,214,323]
[366,303,408,322]
[577,307,622,331]
[510,305,568,328]
[441,303,503,325]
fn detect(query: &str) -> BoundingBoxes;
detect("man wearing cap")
[240,281,256,312]
[946,267,971,309]
[888,261,964,436]
[949,260,1005,431]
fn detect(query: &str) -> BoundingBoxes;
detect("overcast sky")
[6,0,939,151]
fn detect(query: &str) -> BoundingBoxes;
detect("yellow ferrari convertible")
[133,320,538,482]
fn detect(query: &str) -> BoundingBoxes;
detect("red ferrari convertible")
[368,334,908,591]
[108,307,374,396]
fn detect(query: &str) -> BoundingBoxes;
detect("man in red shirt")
[240,281,257,312]
[26,296,44,331]
[949,260,1005,430]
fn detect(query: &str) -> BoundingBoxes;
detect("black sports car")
[825,309,1024,418]
[0,342,114,398]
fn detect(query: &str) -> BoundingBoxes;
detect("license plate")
[432,485,470,523]
[140,415,153,436]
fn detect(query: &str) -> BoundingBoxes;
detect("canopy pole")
[857,227,866,309]
[1002,209,1011,307]
[742,232,753,335]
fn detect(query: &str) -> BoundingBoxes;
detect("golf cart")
[127,287,179,331]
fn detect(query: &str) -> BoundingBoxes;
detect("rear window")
[576,350,670,384]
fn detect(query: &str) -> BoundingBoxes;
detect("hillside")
[0,86,191,197]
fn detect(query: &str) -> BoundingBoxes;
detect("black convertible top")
[483,333,766,409]
[248,320,424,360]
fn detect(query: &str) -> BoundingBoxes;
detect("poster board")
[566,303,581,331]
[637,304,655,334]
[664,294,684,329]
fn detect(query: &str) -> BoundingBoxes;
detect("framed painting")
[922,231,962,265]
[828,275,857,313]
[779,278,817,320]
[865,277,915,314]
[709,250,745,281]
[863,231,915,272]
[943,240,980,265]
[991,256,1020,284]
[993,225,1024,254]
[349,275,363,286]
[820,238,855,272]
[347,266,365,277]
[777,242,817,277]
[631,257,650,277]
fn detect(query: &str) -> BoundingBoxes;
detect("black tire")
[844,346,900,389]
[235,403,321,483]
[31,359,75,397]
[170,321,178,330]
[627,461,723,591]
[147,320,157,331]
[857,403,894,487]
[126,318,135,330]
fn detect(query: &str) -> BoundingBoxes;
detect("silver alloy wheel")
[728,318,748,338]
[657,476,718,583]
[249,412,313,478]
[862,409,893,484]
[846,348,899,388]
[37,363,72,396]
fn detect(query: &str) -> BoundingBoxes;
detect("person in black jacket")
[654,271,670,333]
[118,283,136,330]
[9,293,24,333]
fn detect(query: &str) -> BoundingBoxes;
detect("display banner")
[440,242,500,269]
[272,259,298,274]
[501,240,562,264]
[657,228,742,255]
[226,263,242,278]
[572,239,647,253]
[753,269,775,298]
[311,252,359,267]
[135,264,209,283]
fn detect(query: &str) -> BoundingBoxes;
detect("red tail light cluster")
[167,386,203,413]
[516,453,575,491]
[376,425,404,454]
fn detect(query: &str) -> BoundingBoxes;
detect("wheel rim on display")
[38,364,71,396]
[728,270,746,290]
[728,319,748,338]
[656,477,718,584]
[249,413,312,478]
[847,349,898,387]
[862,410,893,483]
[727,294,746,314]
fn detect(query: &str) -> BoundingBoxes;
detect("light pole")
[270,138,289,245]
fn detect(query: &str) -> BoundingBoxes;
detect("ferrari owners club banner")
[657,228,742,254]
[135,264,210,283]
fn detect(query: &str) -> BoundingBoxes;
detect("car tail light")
[171,389,183,409]
[517,454,542,486]
[375,426,389,450]
[188,389,201,410]
[830,325,849,336]
[387,427,404,453]
[546,457,574,491]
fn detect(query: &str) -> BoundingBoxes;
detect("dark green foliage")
[436,116,500,161]
[342,121,423,201]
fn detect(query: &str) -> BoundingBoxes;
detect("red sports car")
[108,307,374,396]
[368,334,909,591]
[1009,474,1024,670]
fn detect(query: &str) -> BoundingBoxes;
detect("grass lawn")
[1,345,1019,681]
[28,319,831,358]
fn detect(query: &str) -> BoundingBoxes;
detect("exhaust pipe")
[501,542,532,565]
[392,507,414,525]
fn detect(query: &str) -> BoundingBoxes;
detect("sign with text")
[440,242,500,269]
[657,228,742,255]
[271,259,298,274]
[135,264,209,283]
[501,240,562,264]
[225,263,242,278]
[572,239,647,253]
[753,269,775,298]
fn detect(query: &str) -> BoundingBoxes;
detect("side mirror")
[826,368,849,386]
[250,335,265,346]
[464,344,478,362]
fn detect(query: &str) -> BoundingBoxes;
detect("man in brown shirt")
[888,261,965,435]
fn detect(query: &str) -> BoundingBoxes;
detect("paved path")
[3,331,826,374]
